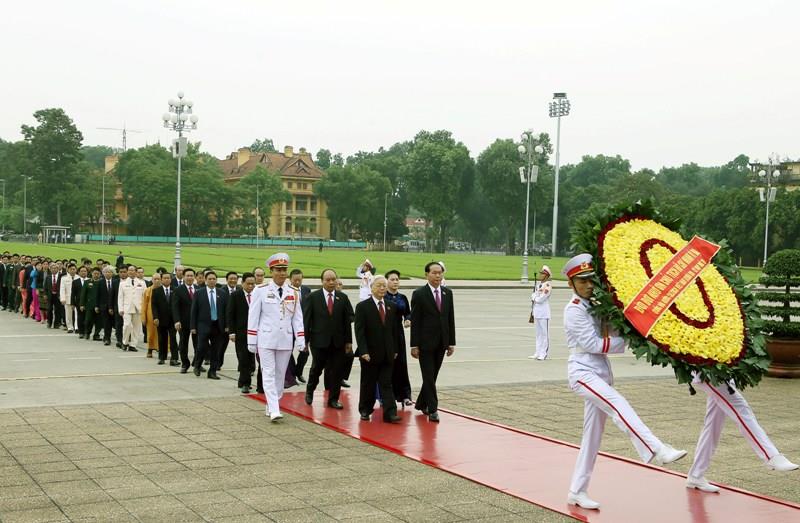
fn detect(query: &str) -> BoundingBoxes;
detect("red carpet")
[248,391,800,522]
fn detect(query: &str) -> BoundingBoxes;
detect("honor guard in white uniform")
[563,254,687,510]
[686,373,798,492]
[357,259,375,302]
[247,253,305,421]
[118,269,146,352]
[528,265,552,360]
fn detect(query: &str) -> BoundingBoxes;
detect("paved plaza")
[0,287,797,522]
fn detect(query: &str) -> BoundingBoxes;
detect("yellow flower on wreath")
[601,218,745,364]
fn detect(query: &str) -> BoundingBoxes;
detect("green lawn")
[2,241,763,282]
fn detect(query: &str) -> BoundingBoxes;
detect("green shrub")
[757,249,800,338]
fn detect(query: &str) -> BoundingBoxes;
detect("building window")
[310,218,317,234]
[310,197,317,213]
[287,181,293,189]
[285,217,292,233]
[296,197,307,211]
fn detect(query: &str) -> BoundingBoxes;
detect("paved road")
[0,288,670,409]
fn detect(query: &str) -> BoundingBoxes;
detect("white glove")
[247,345,257,354]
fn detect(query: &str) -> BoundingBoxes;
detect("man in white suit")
[528,265,552,360]
[118,265,146,352]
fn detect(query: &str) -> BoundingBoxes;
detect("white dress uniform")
[356,261,375,302]
[118,277,146,349]
[59,272,76,331]
[530,277,552,360]
[687,373,795,482]
[247,270,305,419]
[562,254,685,508]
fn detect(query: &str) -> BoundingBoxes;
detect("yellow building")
[218,146,331,238]
[749,160,800,192]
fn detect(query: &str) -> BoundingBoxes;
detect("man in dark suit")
[115,251,125,269]
[303,269,354,409]
[410,261,456,423]
[44,261,63,328]
[72,266,87,338]
[172,268,197,373]
[354,275,401,423]
[0,255,6,310]
[97,266,115,345]
[190,270,227,379]
[226,272,256,393]
[152,272,179,366]
[289,269,313,382]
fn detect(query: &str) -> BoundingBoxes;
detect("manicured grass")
[3,241,763,282]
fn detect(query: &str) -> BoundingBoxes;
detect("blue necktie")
[209,290,217,321]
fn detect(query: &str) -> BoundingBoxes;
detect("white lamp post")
[518,131,544,283]
[0,179,5,232]
[548,92,570,257]
[162,92,198,270]
[757,157,780,265]
[21,175,32,236]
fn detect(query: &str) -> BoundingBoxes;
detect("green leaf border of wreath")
[570,199,770,391]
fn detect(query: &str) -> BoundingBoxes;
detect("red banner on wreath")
[623,236,721,336]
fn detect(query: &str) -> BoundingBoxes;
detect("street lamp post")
[756,156,780,265]
[162,91,198,270]
[548,92,570,257]
[101,174,106,245]
[255,185,260,248]
[383,193,388,251]
[0,179,5,232]
[518,131,544,284]
[21,175,31,236]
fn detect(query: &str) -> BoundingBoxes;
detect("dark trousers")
[102,310,114,341]
[178,327,197,369]
[306,344,345,403]
[234,332,255,387]
[157,324,178,362]
[84,309,101,339]
[415,348,446,414]
[75,307,85,335]
[0,286,6,308]
[13,289,21,312]
[295,350,309,378]
[115,313,123,344]
[195,324,222,374]
[342,353,354,381]
[359,357,397,420]
[24,289,33,317]
[48,294,63,327]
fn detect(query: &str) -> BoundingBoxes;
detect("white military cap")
[562,253,595,279]
[267,252,290,269]
[540,265,551,276]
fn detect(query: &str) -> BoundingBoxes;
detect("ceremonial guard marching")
[563,254,686,510]
[528,265,552,360]
[247,253,305,421]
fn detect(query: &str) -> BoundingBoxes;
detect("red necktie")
[327,293,334,315]
[434,289,442,312]
[188,286,194,299]
[378,301,385,324]
[246,293,251,305]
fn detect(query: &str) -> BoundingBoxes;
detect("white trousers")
[64,304,75,331]
[688,379,779,478]
[534,318,549,359]
[122,313,141,348]
[259,348,292,416]
[569,371,664,493]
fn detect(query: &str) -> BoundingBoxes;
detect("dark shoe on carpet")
[384,415,402,424]
[328,401,343,410]
[340,380,350,388]
[360,413,370,421]
[305,391,313,405]
[428,411,440,423]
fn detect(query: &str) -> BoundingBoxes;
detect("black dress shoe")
[204,359,210,365]
[116,342,122,348]
[328,401,343,410]
[384,415,402,424]
[103,340,110,346]
[169,360,180,367]
[360,413,370,421]
[157,360,165,365]
[340,380,350,388]
[180,367,188,374]
[79,334,85,339]
[199,366,207,373]
[207,372,220,380]
[127,346,138,352]
[297,375,306,383]
[193,367,201,376]
[305,391,313,405]
[92,336,101,341]
[428,412,440,423]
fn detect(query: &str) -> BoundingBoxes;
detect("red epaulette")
[571,298,580,304]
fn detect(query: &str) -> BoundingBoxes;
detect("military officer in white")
[356,259,375,301]
[248,253,305,422]
[528,265,552,360]
[563,254,686,510]
[685,373,798,493]
[117,265,145,352]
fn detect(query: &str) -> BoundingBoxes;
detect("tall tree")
[81,145,115,170]
[114,145,176,235]
[315,148,332,169]
[402,130,473,252]
[249,138,277,153]
[237,166,291,238]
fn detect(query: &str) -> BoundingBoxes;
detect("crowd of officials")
[0,251,457,424]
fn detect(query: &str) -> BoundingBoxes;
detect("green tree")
[237,166,291,238]
[180,147,229,236]
[402,130,473,252]
[114,145,176,235]
[21,108,86,226]
[315,148,332,169]
[81,145,114,170]
[249,138,277,153]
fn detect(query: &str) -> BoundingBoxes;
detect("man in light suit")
[247,253,305,421]
[410,261,456,423]
[191,271,227,379]
[117,265,145,352]
[529,265,552,360]
[59,263,77,333]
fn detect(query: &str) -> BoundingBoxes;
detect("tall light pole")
[255,184,260,248]
[383,193,389,251]
[518,131,544,283]
[162,92,198,270]
[548,92,570,257]
[0,179,5,232]
[21,175,31,236]
[101,173,106,245]
[755,156,780,265]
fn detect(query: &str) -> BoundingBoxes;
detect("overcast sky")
[1,0,797,170]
